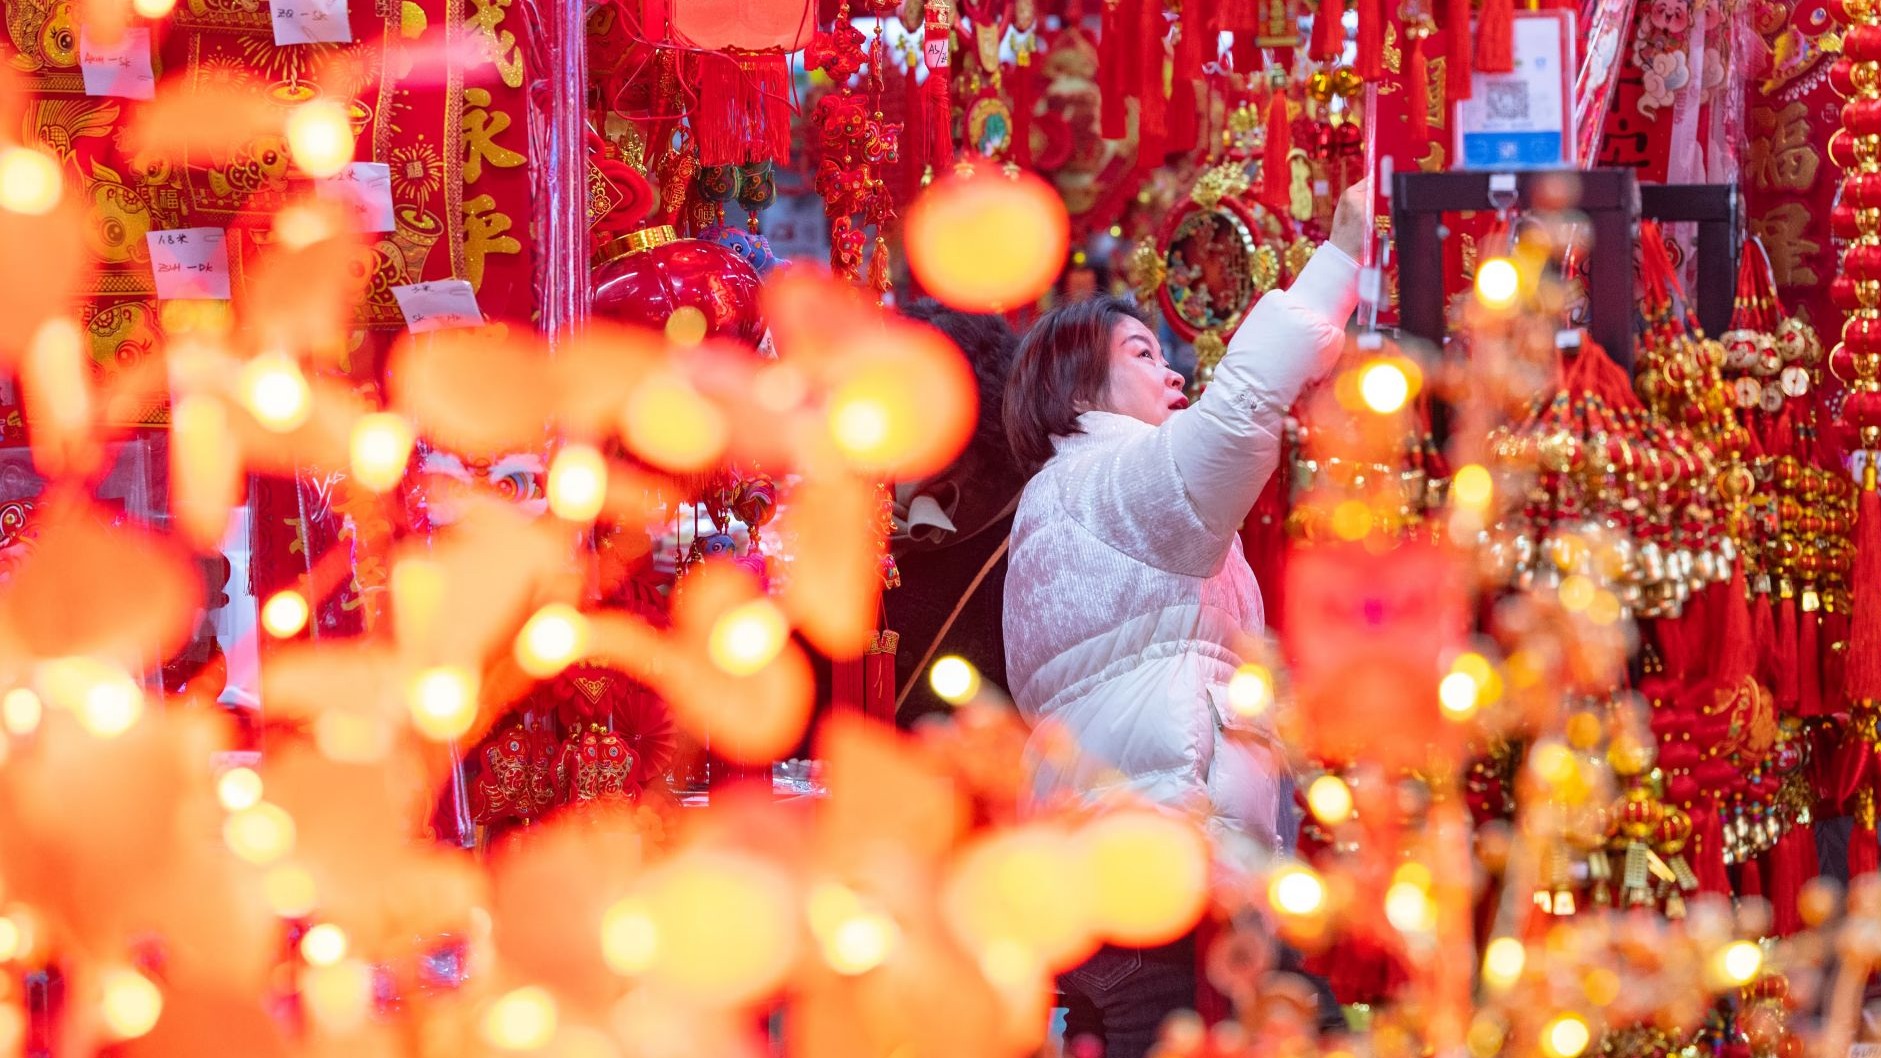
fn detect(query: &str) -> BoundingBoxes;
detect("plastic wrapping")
[523,0,593,344]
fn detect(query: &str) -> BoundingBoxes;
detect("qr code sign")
[1486,81,1531,121]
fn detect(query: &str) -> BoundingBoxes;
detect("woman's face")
[1098,316,1188,426]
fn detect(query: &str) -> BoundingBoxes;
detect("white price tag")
[146,228,232,300]
[1455,11,1575,169]
[924,37,950,67]
[269,0,353,44]
[392,280,484,333]
[317,163,395,232]
[79,26,155,101]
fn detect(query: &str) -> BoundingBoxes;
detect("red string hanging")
[1476,0,1513,72]
[1310,0,1345,62]
[1262,89,1292,212]
[1446,0,1474,98]
[1405,27,1430,139]
[1355,0,1384,79]
[689,51,795,167]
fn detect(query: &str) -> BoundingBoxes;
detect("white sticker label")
[924,37,950,67]
[269,0,353,44]
[146,228,232,300]
[392,280,484,333]
[318,162,395,232]
[79,26,155,101]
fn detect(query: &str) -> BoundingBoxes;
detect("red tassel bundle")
[1446,0,1474,98]
[1766,822,1818,935]
[1775,592,1801,713]
[689,51,794,167]
[1406,28,1430,139]
[1476,0,1514,72]
[1801,604,1825,715]
[1848,470,1881,702]
[1262,90,1292,212]
[922,8,954,172]
[1101,0,1129,138]
[1310,0,1345,62]
[1355,0,1384,78]
[1136,0,1168,170]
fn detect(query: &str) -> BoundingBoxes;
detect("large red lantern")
[590,225,765,345]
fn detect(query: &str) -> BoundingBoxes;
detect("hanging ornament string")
[1356,78,1385,338]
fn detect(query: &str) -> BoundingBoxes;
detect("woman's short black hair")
[1003,295,1144,472]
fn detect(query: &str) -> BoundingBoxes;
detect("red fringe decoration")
[1801,606,1825,716]
[1849,474,1881,702]
[1446,0,1474,98]
[1766,823,1818,935]
[1751,592,1775,692]
[922,21,954,171]
[689,51,794,168]
[1406,30,1430,139]
[1010,59,1035,167]
[1775,593,1800,713]
[1136,0,1167,170]
[1168,75,1199,154]
[1101,0,1129,139]
[1310,0,1344,62]
[1476,0,1514,72]
[1232,33,1264,72]
[1355,0,1384,79]
[1690,804,1734,895]
[1737,855,1764,900]
[1261,90,1292,212]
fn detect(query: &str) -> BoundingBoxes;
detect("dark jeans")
[1058,935,1197,1058]
[1058,934,1344,1058]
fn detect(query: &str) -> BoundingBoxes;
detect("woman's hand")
[1328,180,1369,262]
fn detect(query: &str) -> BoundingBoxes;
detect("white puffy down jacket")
[1003,245,1360,848]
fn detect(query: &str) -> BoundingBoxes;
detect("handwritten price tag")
[269,0,353,44]
[923,36,950,68]
[317,163,395,232]
[79,26,155,100]
[146,228,232,300]
[392,280,484,334]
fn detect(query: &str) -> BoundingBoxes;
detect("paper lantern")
[904,169,1069,312]
[591,226,764,345]
[669,0,816,50]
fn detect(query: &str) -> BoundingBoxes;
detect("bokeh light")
[1080,811,1209,947]
[1226,664,1273,717]
[408,666,478,741]
[261,590,310,639]
[1438,671,1480,720]
[1268,864,1326,917]
[132,0,178,15]
[224,802,296,865]
[1713,940,1763,987]
[928,655,979,704]
[1482,937,1525,989]
[707,599,788,677]
[1,689,41,735]
[1306,774,1354,824]
[547,444,607,523]
[904,169,1069,312]
[299,923,349,967]
[216,766,264,812]
[100,968,163,1040]
[1452,463,1493,510]
[516,603,590,678]
[1475,257,1519,308]
[286,99,356,178]
[0,147,62,216]
[1542,1014,1591,1058]
[622,372,728,473]
[240,353,312,431]
[350,413,417,493]
[1358,359,1411,414]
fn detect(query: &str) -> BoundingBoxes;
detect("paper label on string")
[269,0,353,44]
[79,26,155,100]
[146,228,232,300]
[1455,11,1575,170]
[317,163,395,232]
[924,36,950,68]
[392,280,484,333]
[1359,267,1384,306]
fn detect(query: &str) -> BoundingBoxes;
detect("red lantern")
[590,225,765,345]
[1848,98,1881,136]
[1834,274,1865,312]
[1833,342,1857,380]
[1834,58,1859,97]
[1831,128,1860,169]
[1843,387,1881,430]
[1844,241,1881,281]
[1846,172,1881,210]
[1835,201,1864,239]
[1847,24,1881,61]
[1844,314,1881,353]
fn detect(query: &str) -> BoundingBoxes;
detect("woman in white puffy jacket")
[1002,185,1365,1058]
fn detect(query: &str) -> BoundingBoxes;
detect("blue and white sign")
[1455,11,1576,170]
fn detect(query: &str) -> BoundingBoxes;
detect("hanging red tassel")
[1261,89,1292,212]
[1446,0,1474,98]
[1310,0,1344,62]
[922,4,955,172]
[1168,74,1199,154]
[1801,603,1825,716]
[1689,803,1734,895]
[1406,27,1430,140]
[1355,0,1384,79]
[1847,466,1881,701]
[1851,809,1881,878]
[1136,0,1168,171]
[1101,0,1129,138]
[1766,822,1818,935]
[1737,854,1764,900]
[689,50,794,168]
[1232,33,1264,73]
[1476,0,1514,72]
[1775,591,1801,713]
[1826,606,1853,712]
